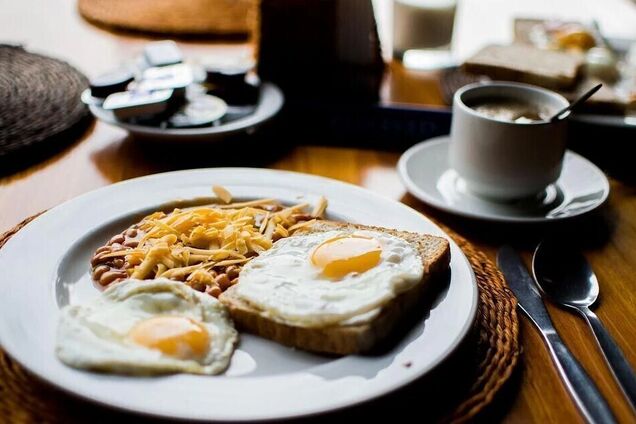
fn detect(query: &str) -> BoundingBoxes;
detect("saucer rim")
[397,136,610,224]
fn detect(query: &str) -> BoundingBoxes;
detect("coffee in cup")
[449,82,570,201]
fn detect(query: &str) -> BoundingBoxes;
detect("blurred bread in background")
[463,44,584,90]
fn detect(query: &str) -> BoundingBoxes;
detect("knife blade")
[497,245,554,330]
[497,246,616,424]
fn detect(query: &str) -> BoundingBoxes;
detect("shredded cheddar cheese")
[114,189,327,285]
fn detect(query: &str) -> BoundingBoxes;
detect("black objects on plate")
[204,63,259,106]
[89,68,135,99]
[205,66,250,86]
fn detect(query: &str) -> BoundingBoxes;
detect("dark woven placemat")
[0,213,519,423]
[78,0,258,38]
[439,67,483,106]
[0,45,90,163]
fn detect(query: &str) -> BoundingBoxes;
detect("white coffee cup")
[449,82,570,201]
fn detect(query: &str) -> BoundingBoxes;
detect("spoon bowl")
[533,239,636,411]
[532,240,599,308]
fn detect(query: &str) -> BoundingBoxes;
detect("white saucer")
[398,136,610,223]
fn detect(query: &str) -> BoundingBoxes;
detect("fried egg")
[232,230,424,327]
[56,279,237,375]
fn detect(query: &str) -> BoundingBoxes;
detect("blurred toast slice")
[463,44,584,90]
[219,220,450,355]
[559,77,628,114]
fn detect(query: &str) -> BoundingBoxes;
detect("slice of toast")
[463,44,584,90]
[219,221,450,355]
[559,77,628,114]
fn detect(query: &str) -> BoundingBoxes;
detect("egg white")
[56,278,238,375]
[233,230,424,328]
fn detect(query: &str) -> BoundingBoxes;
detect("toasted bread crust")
[463,44,583,90]
[219,221,450,355]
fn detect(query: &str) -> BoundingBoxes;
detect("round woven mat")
[0,213,519,423]
[78,0,258,37]
[439,67,483,106]
[0,45,90,162]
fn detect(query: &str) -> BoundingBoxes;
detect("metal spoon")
[533,240,636,412]
[550,83,602,122]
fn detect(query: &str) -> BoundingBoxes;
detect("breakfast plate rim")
[0,167,478,421]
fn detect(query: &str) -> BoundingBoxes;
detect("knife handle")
[545,332,617,424]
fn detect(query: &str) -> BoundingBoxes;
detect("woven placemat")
[439,67,483,106]
[78,0,258,38]
[0,213,519,423]
[0,45,90,164]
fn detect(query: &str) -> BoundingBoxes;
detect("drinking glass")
[392,0,457,70]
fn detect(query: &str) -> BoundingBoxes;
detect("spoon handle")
[544,332,617,424]
[580,307,636,412]
[550,83,602,122]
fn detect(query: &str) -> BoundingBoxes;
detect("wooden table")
[1,1,635,422]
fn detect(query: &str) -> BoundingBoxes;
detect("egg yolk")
[128,316,210,360]
[311,235,382,279]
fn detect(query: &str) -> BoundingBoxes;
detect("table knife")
[497,246,616,424]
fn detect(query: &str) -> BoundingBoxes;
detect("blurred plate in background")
[89,82,283,142]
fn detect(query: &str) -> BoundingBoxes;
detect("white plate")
[88,83,284,141]
[0,168,477,421]
[398,136,610,223]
